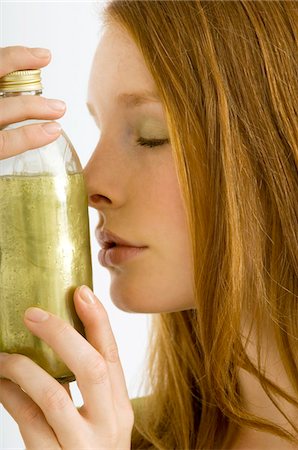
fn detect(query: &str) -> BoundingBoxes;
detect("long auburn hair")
[100,1,298,448]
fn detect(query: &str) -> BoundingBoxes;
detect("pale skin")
[0,23,297,449]
[84,24,194,314]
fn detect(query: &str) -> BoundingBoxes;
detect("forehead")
[87,24,157,104]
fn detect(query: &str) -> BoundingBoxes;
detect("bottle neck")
[0,89,42,98]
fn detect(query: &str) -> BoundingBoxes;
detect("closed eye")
[136,137,170,148]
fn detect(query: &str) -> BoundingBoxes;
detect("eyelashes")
[136,137,170,148]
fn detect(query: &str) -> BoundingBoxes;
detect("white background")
[0,2,150,448]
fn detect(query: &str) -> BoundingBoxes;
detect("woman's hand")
[0,285,134,449]
[0,46,66,159]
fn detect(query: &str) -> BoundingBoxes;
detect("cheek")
[149,159,190,246]
[109,159,194,313]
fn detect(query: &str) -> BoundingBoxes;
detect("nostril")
[89,194,111,204]
[90,194,101,203]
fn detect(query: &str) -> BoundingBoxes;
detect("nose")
[82,140,127,211]
[83,152,112,209]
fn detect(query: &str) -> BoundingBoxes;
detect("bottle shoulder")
[0,121,82,176]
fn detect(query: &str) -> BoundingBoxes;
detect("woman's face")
[84,23,194,313]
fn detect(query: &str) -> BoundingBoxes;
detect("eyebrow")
[86,90,161,116]
[118,91,161,107]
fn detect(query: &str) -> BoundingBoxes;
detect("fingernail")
[29,47,51,58]
[79,285,96,305]
[42,122,62,135]
[46,99,66,111]
[25,307,49,322]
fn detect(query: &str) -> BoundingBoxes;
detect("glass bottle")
[0,69,93,383]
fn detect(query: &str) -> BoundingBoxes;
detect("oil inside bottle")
[0,172,93,383]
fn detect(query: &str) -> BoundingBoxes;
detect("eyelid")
[137,137,170,148]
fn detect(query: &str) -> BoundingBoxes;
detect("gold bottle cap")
[0,69,42,92]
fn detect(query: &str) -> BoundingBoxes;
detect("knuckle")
[103,343,120,363]
[21,123,34,142]
[84,354,108,384]
[43,382,69,411]
[55,322,72,338]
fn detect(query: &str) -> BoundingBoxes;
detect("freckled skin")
[84,24,194,313]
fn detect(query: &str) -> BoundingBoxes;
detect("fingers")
[0,122,63,160]
[0,45,66,160]
[0,46,51,78]
[23,305,118,427]
[74,286,132,411]
[0,291,134,448]
[0,96,66,128]
[0,354,82,448]
[0,378,60,450]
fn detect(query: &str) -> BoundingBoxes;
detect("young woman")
[0,1,297,449]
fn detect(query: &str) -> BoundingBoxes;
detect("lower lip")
[98,246,147,267]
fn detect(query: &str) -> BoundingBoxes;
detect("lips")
[95,228,148,267]
[95,228,145,250]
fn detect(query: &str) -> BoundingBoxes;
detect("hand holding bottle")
[0,285,134,449]
[0,45,65,159]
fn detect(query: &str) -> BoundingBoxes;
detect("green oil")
[0,172,93,382]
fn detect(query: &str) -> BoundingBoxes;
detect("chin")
[109,289,159,313]
[110,278,195,314]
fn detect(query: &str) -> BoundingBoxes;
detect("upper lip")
[95,228,146,249]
